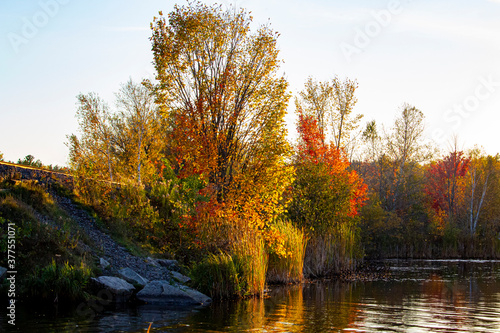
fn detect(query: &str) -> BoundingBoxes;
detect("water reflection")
[3,260,500,332]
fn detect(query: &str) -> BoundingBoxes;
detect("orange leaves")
[289,108,367,233]
[425,150,470,216]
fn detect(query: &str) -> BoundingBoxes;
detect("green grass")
[190,251,242,300]
[23,259,92,302]
[0,177,96,301]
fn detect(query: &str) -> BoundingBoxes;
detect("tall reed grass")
[191,225,269,299]
[231,227,268,296]
[304,222,362,277]
[267,220,307,284]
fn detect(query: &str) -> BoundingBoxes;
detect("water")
[3,260,500,332]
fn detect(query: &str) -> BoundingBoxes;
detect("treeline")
[0,153,68,173]
[357,126,500,258]
[66,2,500,298]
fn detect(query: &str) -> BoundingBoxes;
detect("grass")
[191,227,269,299]
[267,220,307,284]
[23,259,91,302]
[231,227,268,297]
[0,177,96,301]
[304,222,362,278]
[190,251,242,300]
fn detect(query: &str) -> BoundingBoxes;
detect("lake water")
[3,260,500,332]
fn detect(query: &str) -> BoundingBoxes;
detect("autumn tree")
[425,149,470,233]
[68,93,115,183]
[295,76,362,160]
[151,2,291,201]
[357,104,434,257]
[331,76,362,152]
[295,77,332,145]
[288,108,366,276]
[150,3,295,291]
[114,79,163,185]
[467,148,493,236]
[384,104,432,212]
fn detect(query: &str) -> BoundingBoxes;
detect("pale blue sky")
[1,0,500,166]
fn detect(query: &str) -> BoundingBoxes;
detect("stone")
[146,257,160,267]
[0,267,7,280]
[156,259,180,271]
[100,258,111,269]
[118,268,149,287]
[136,280,211,305]
[91,276,135,302]
[170,270,191,284]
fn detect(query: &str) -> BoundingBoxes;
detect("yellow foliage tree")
[150,3,294,262]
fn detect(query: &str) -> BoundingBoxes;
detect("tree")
[288,108,367,275]
[331,76,362,151]
[361,120,380,163]
[17,154,42,168]
[425,149,470,230]
[385,104,432,211]
[295,76,363,158]
[295,77,332,145]
[150,3,294,261]
[151,3,291,202]
[289,109,367,230]
[69,93,115,183]
[115,79,162,185]
[467,149,492,236]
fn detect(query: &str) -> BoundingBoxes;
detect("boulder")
[146,257,160,267]
[136,280,211,306]
[118,268,149,287]
[91,276,135,302]
[170,270,191,284]
[100,258,111,269]
[156,259,180,271]
[0,267,7,280]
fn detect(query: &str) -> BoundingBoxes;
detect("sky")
[1,0,500,166]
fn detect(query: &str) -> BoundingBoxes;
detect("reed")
[190,251,242,299]
[267,220,307,284]
[231,227,268,297]
[304,222,362,277]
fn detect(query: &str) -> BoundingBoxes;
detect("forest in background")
[2,2,500,300]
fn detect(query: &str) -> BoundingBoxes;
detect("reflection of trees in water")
[299,282,363,331]
[186,282,363,332]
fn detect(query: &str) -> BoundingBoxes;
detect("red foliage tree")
[289,108,367,231]
[425,150,470,223]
